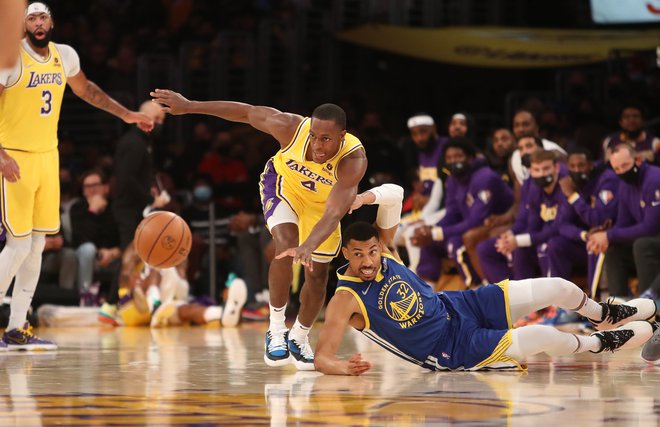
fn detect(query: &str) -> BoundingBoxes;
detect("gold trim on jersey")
[382,252,404,265]
[496,279,512,328]
[332,143,363,181]
[335,286,371,330]
[282,117,309,154]
[473,331,524,371]
[312,243,341,258]
[4,59,23,88]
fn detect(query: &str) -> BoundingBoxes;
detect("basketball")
[134,211,192,269]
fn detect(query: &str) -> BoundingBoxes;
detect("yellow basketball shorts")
[1,149,60,238]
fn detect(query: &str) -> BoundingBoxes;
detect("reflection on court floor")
[0,324,657,426]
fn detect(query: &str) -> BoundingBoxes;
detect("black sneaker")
[640,322,660,363]
[589,298,657,331]
[590,321,653,353]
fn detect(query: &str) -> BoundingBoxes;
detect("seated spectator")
[602,104,660,165]
[70,170,122,302]
[411,138,513,287]
[588,144,660,298]
[477,151,567,282]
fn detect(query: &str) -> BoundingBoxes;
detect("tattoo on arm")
[79,81,128,119]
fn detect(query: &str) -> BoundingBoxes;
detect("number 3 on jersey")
[40,90,52,116]
[300,180,317,192]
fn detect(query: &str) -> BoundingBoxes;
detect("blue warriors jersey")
[336,254,520,370]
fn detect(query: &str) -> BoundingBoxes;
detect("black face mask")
[625,129,642,140]
[448,162,469,178]
[617,164,640,185]
[533,175,554,188]
[569,171,590,188]
[521,153,531,168]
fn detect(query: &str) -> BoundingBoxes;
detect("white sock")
[573,296,604,322]
[7,235,45,331]
[0,236,32,299]
[203,306,223,323]
[289,318,311,342]
[269,303,287,331]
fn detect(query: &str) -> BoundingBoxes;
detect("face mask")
[569,171,590,188]
[521,153,531,168]
[193,185,212,201]
[533,175,554,188]
[625,129,642,140]
[448,162,469,178]
[616,164,640,185]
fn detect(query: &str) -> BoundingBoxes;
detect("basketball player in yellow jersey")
[0,2,153,351]
[151,88,367,370]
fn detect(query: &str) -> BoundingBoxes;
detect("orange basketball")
[134,211,192,268]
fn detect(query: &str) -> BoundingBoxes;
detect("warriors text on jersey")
[336,254,521,370]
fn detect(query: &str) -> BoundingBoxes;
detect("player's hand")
[151,89,191,115]
[0,150,20,182]
[346,353,372,376]
[151,187,171,209]
[559,175,577,198]
[44,235,64,251]
[411,225,433,247]
[123,111,154,133]
[587,231,609,254]
[348,191,375,214]
[275,246,314,271]
[495,230,516,255]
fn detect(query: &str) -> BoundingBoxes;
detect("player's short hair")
[529,150,557,165]
[611,143,636,157]
[516,135,544,148]
[442,137,477,159]
[312,103,347,130]
[568,146,593,162]
[342,222,378,247]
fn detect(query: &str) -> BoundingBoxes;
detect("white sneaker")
[590,321,654,353]
[288,335,315,371]
[222,278,248,327]
[264,329,290,367]
[150,301,178,328]
[589,298,656,330]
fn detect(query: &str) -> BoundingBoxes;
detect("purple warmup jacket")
[558,165,620,241]
[607,163,660,243]
[437,162,513,239]
[511,164,568,245]
[418,136,448,196]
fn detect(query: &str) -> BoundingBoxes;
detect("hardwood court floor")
[0,323,658,426]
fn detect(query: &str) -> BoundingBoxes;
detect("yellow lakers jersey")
[271,117,363,207]
[0,42,67,152]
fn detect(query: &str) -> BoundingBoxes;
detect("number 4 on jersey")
[300,180,317,192]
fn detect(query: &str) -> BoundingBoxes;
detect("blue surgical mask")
[193,185,212,201]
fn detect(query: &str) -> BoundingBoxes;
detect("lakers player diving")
[315,184,656,375]
[0,2,153,350]
[151,88,367,370]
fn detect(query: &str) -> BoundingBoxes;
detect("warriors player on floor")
[151,89,366,370]
[314,183,656,375]
[0,2,153,350]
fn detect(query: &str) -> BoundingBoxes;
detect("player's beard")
[27,27,53,48]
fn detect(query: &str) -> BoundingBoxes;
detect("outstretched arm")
[277,148,367,268]
[350,183,404,257]
[150,89,303,148]
[315,291,372,375]
[68,71,153,132]
[0,0,25,69]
